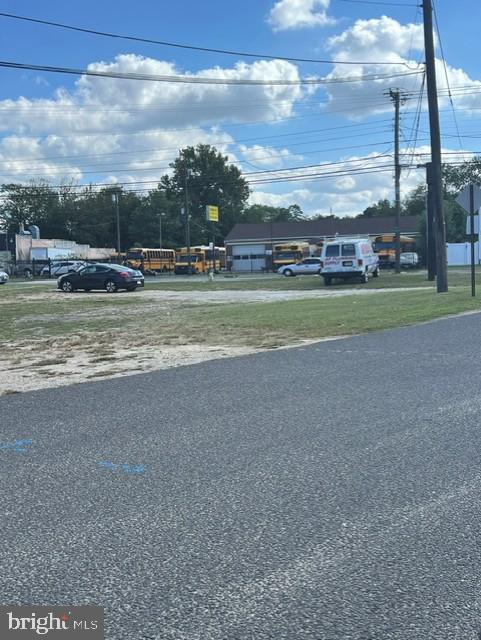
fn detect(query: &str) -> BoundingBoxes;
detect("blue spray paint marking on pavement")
[0,439,33,453]
[98,461,145,474]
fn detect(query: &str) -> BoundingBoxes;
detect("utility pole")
[387,89,406,274]
[158,212,165,250]
[425,162,436,280]
[112,191,121,255]
[184,168,192,274]
[422,0,447,292]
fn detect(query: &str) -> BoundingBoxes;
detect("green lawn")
[0,295,147,342]
[2,275,481,348]
[144,269,481,292]
[174,288,481,347]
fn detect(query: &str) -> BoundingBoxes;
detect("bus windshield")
[177,255,199,263]
[275,252,299,260]
[127,251,143,259]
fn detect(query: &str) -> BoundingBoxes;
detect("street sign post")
[205,206,219,271]
[457,184,481,297]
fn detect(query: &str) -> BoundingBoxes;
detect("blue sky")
[0,0,480,217]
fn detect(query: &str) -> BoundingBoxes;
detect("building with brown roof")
[224,216,421,271]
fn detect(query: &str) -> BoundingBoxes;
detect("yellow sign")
[206,205,219,222]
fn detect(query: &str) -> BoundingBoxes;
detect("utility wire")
[336,0,418,5]
[0,11,415,67]
[432,2,467,161]
[0,59,423,86]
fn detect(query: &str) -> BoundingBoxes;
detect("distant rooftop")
[225,216,421,243]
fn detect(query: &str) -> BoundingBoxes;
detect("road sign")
[456,184,481,213]
[206,205,219,222]
[456,184,481,298]
[465,215,479,236]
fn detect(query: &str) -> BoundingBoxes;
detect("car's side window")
[94,266,109,273]
[81,266,96,275]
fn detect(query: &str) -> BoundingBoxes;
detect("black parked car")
[57,263,144,293]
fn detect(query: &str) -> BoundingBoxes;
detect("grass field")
[2,273,481,393]
[145,268,481,291]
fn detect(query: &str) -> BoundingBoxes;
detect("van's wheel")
[373,268,379,278]
[361,272,369,284]
[61,279,74,293]
[105,280,118,293]
[324,277,332,287]
[283,269,293,277]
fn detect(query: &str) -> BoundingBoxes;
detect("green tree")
[358,198,396,218]
[443,156,481,193]
[161,144,250,244]
[0,181,64,234]
[241,203,304,223]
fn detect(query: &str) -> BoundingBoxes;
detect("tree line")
[0,143,478,251]
[0,144,304,250]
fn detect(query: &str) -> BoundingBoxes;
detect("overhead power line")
[336,0,418,6]
[0,11,415,67]
[0,59,423,86]
[432,2,466,160]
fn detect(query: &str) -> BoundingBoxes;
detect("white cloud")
[327,16,425,62]
[323,16,481,120]
[0,54,305,184]
[249,188,313,207]
[268,0,334,32]
[239,144,301,168]
[249,148,431,217]
[323,17,426,118]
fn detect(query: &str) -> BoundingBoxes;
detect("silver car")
[0,270,9,284]
[278,257,323,277]
[400,252,419,269]
[40,260,85,277]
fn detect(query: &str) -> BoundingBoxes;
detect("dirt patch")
[0,284,422,395]
[0,339,336,395]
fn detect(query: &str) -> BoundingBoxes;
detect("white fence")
[447,242,480,266]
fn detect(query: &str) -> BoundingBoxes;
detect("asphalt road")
[1,312,481,639]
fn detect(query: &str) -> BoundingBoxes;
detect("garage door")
[231,244,266,272]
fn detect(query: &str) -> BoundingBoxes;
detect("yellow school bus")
[272,242,310,271]
[373,235,416,268]
[126,248,175,273]
[174,246,226,274]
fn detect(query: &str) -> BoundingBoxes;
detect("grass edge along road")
[2,285,481,349]
[190,288,481,345]
[1,286,481,395]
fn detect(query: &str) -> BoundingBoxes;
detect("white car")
[0,270,9,284]
[400,252,419,268]
[278,257,323,277]
[320,238,379,285]
[40,260,85,277]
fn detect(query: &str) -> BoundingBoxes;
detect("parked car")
[57,263,144,293]
[278,257,323,276]
[400,252,419,269]
[40,260,85,277]
[0,270,9,284]
[320,238,379,285]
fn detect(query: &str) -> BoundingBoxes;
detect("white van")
[320,238,379,285]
